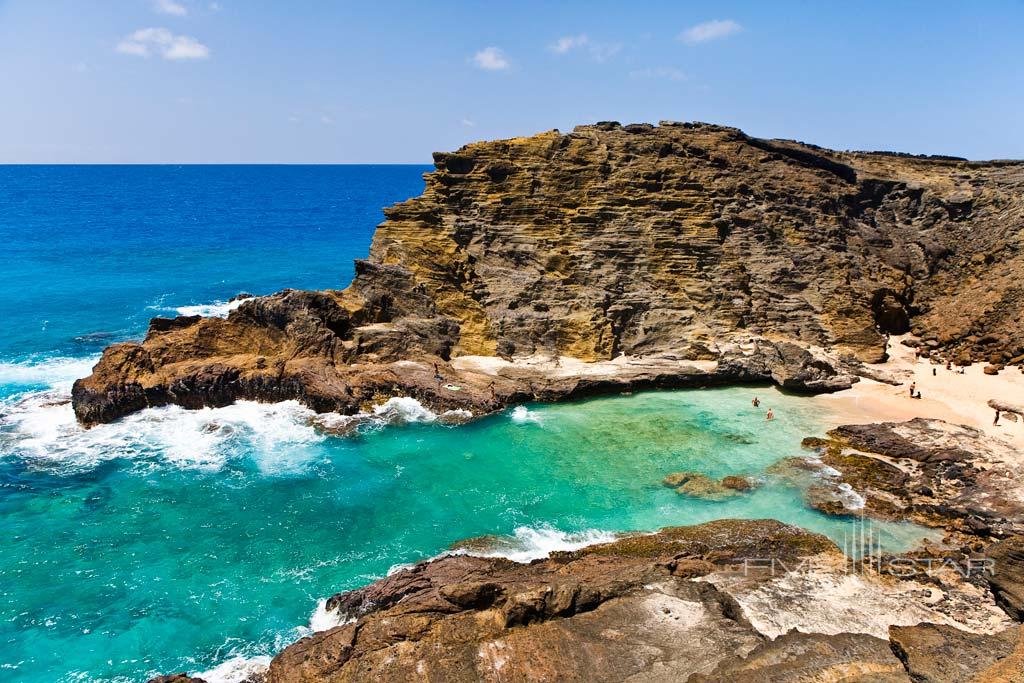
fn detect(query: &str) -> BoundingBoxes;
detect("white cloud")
[116,28,210,60]
[209,2,222,10]
[320,115,334,125]
[460,118,476,127]
[629,67,687,82]
[549,34,621,62]
[472,47,509,71]
[153,0,187,16]
[550,34,589,54]
[588,41,622,62]
[71,61,89,73]
[116,40,150,57]
[679,19,742,44]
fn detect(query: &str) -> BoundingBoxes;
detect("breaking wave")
[1,358,463,475]
[174,297,253,318]
[372,396,439,424]
[307,598,354,633]
[509,405,543,425]
[0,355,98,390]
[146,296,255,319]
[0,396,327,474]
[464,525,619,563]
[196,655,272,683]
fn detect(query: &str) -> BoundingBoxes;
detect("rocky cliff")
[73,122,1024,424]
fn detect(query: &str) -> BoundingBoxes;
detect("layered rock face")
[74,122,1024,423]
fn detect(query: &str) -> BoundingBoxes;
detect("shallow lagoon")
[0,381,935,682]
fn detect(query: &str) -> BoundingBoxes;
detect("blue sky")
[1,0,1021,162]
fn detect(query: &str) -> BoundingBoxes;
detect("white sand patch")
[816,334,1024,455]
[451,353,717,379]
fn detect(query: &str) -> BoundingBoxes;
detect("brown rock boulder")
[262,520,839,683]
[721,475,758,491]
[691,630,911,682]
[888,622,1024,682]
[986,536,1024,621]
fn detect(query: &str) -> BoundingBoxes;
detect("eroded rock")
[889,622,1024,682]
[986,536,1024,621]
[799,419,1024,537]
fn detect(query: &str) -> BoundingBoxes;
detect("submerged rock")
[663,471,702,488]
[721,475,759,491]
[677,474,737,500]
[663,472,757,499]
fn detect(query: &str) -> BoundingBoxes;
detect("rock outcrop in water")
[797,417,1024,539]
[74,121,1024,424]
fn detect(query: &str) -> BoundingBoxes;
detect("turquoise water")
[0,167,935,682]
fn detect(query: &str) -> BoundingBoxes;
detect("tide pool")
[0,377,935,682]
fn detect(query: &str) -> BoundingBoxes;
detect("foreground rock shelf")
[155,518,1024,682]
[150,413,1024,682]
[74,121,1023,425]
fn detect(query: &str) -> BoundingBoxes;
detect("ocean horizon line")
[0,162,434,167]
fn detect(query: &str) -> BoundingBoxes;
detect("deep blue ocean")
[0,165,430,365]
[0,166,936,682]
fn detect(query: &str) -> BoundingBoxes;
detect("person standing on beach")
[909,382,916,398]
[995,409,1001,426]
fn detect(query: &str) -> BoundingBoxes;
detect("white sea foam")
[1,388,454,473]
[0,395,326,473]
[440,408,474,422]
[196,654,272,683]
[836,482,867,510]
[372,396,438,424]
[0,356,98,389]
[509,405,543,425]
[463,525,618,563]
[173,297,253,318]
[307,598,354,633]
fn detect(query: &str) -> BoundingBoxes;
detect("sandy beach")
[817,335,1024,451]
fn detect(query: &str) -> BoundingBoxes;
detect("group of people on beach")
[909,355,973,401]
[909,355,1014,428]
[751,396,773,420]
